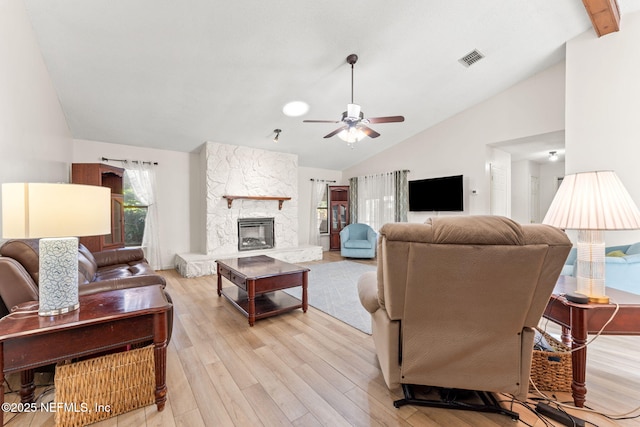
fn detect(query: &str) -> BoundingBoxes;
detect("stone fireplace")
[174,142,322,278]
[238,217,274,251]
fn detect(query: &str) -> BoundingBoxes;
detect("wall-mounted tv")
[408,175,463,212]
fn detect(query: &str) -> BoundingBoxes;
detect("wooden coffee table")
[216,255,309,326]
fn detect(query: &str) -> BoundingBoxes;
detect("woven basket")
[54,345,155,427]
[529,328,572,392]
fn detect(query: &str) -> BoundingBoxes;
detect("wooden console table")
[543,275,640,407]
[0,285,172,425]
[216,255,308,326]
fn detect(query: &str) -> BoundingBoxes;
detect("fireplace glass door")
[238,218,275,251]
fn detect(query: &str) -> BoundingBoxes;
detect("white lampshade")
[2,183,111,238]
[543,171,640,303]
[543,171,640,230]
[2,183,111,315]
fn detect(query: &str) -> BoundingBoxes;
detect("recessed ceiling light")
[282,101,309,117]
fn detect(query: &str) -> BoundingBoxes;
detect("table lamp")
[2,183,110,315]
[543,171,640,303]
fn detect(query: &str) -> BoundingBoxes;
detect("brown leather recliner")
[0,239,167,317]
[357,216,571,416]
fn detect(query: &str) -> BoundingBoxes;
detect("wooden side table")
[543,275,640,407]
[0,285,172,425]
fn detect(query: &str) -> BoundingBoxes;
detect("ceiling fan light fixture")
[303,53,404,143]
[273,129,282,143]
[282,101,309,117]
[338,127,366,147]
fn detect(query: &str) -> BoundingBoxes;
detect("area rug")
[284,261,376,334]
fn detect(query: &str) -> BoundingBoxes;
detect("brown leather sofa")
[357,216,571,411]
[0,239,167,317]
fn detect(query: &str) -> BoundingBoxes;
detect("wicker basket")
[54,345,155,427]
[529,328,572,392]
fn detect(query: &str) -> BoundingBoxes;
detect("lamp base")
[38,237,80,317]
[38,302,80,316]
[576,230,609,305]
[588,295,610,304]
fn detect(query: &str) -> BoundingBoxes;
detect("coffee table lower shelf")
[220,287,303,322]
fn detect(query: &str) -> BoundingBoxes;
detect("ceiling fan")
[303,54,404,145]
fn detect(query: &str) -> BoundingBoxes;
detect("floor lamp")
[2,183,110,315]
[543,171,640,303]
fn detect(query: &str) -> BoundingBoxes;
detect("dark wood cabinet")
[329,185,350,250]
[71,163,125,252]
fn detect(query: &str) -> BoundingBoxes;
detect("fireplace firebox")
[238,218,275,251]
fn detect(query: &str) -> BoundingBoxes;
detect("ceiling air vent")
[459,49,484,67]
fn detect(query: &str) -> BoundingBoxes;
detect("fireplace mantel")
[223,195,292,210]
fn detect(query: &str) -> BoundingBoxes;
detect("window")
[123,174,148,246]
[317,185,329,234]
[356,173,397,231]
[362,195,394,227]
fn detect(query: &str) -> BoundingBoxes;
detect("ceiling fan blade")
[365,115,405,124]
[324,125,348,139]
[303,119,341,123]
[360,125,381,138]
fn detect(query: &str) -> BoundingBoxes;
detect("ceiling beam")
[582,0,620,37]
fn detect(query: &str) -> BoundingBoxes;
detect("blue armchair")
[340,223,377,259]
[562,243,640,293]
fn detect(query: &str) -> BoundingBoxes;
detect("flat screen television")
[408,175,463,212]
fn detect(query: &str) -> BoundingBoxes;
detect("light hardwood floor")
[4,253,640,426]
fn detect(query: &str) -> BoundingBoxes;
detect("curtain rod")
[102,156,158,166]
[357,169,410,177]
[309,178,337,183]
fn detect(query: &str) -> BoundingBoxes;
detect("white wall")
[511,160,535,223]
[297,167,344,250]
[539,160,565,221]
[0,0,73,238]
[566,11,640,245]
[488,147,512,218]
[343,61,566,220]
[72,139,194,269]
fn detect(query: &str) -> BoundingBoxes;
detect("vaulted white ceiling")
[23,1,640,170]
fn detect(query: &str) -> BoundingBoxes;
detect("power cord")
[1,374,55,426]
[2,378,16,395]
[496,394,554,427]
[534,299,640,421]
[529,368,640,421]
[539,297,619,354]
[562,300,619,354]
[543,294,619,353]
